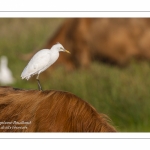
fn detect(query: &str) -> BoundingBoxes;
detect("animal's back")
[0,87,116,132]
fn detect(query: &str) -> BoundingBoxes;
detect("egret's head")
[1,56,8,65]
[53,42,70,54]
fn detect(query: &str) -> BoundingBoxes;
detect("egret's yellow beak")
[65,50,71,54]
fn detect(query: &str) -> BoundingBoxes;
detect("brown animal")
[0,86,116,132]
[24,18,150,71]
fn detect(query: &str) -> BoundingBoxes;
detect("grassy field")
[0,18,150,132]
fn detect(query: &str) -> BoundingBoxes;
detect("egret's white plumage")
[21,49,58,80]
[0,56,15,85]
[21,43,70,90]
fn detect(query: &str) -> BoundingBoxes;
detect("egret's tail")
[21,74,31,80]
[21,69,31,80]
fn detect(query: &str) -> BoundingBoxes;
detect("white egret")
[21,43,70,90]
[0,56,15,85]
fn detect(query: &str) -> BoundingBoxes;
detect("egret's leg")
[36,74,43,91]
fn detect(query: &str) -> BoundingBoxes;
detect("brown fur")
[0,86,116,132]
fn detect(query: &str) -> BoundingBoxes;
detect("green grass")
[1,18,150,132]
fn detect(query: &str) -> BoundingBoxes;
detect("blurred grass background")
[0,18,150,132]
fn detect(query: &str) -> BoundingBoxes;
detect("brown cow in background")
[0,86,116,132]
[29,18,150,70]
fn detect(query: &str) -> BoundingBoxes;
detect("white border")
[0,133,150,150]
[0,133,150,139]
[0,0,149,12]
[0,0,150,17]
[0,11,150,18]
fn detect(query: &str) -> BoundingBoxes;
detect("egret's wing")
[21,50,51,78]
[26,50,52,73]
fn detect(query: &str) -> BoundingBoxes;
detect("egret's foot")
[36,79,43,91]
